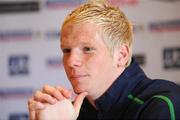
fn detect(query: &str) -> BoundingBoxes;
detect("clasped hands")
[28,85,88,120]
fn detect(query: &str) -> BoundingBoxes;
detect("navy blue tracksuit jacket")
[77,59,180,120]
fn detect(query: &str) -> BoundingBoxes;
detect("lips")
[70,74,89,80]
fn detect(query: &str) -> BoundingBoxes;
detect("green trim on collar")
[128,94,144,105]
[128,94,176,120]
[153,95,175,120]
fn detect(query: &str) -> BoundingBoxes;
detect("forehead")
[60,22,103,46]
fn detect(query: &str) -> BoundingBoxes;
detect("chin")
[73,87,85,94]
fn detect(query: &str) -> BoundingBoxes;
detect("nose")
[66,50,82,68]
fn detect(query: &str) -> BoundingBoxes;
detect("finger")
[28,97,45,111]
[28,98,45,120]
[28,98,36,120]
[55,86,72,99]
[73,92,88,115]
[29,110,35,120]
[34,90,56,104]
[42,85,64,100]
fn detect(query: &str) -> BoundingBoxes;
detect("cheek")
[87,55,103,65]
[62,58,66,69]
[90,55,115,74]
[62,58,69,73]
[86,55,108,73]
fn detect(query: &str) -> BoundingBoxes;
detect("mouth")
[70,74,89,80]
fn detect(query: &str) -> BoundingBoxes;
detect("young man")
[28,0,180,120]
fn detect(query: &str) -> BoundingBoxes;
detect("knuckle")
[28,98,33,105]
[34,90,41,96]
[55,86,64,92]
[45,94,52,100]
[33,90,42,99]
[43,84,50,91]
[28,101,35,110]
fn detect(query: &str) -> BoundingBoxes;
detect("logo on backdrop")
[109,0,138,5]
[0,1,39,14]
[45,0,138,9]
[152,0,180,3]
[45,29,60,40]
[0,88,33,99]
[9,113,28,120]
[149,19,180,32]
[133,24,145,34]
[0,29,33,42]
[163,47,180,69]
[45,0,83,9]
[133,54,146,66]
[8,55,29,76]
[46,57,63,68]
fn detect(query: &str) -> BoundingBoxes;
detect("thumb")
[73,92,88,114]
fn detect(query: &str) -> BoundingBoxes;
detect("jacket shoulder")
[138,94,180,120]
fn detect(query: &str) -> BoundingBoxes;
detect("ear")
[116,44,130,68]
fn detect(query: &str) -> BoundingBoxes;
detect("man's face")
[61,22,120,98]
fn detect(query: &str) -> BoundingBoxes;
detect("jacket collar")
[95,58,147,113]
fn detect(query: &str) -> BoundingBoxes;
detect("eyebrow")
[60,41,94,48]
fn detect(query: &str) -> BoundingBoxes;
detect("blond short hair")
[62,0,133,66]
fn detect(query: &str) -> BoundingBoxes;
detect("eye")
[83,47,95,53]
[62,48,71,53]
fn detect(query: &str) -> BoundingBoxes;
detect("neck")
[86,96,98,110]
[86,67,125,109]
